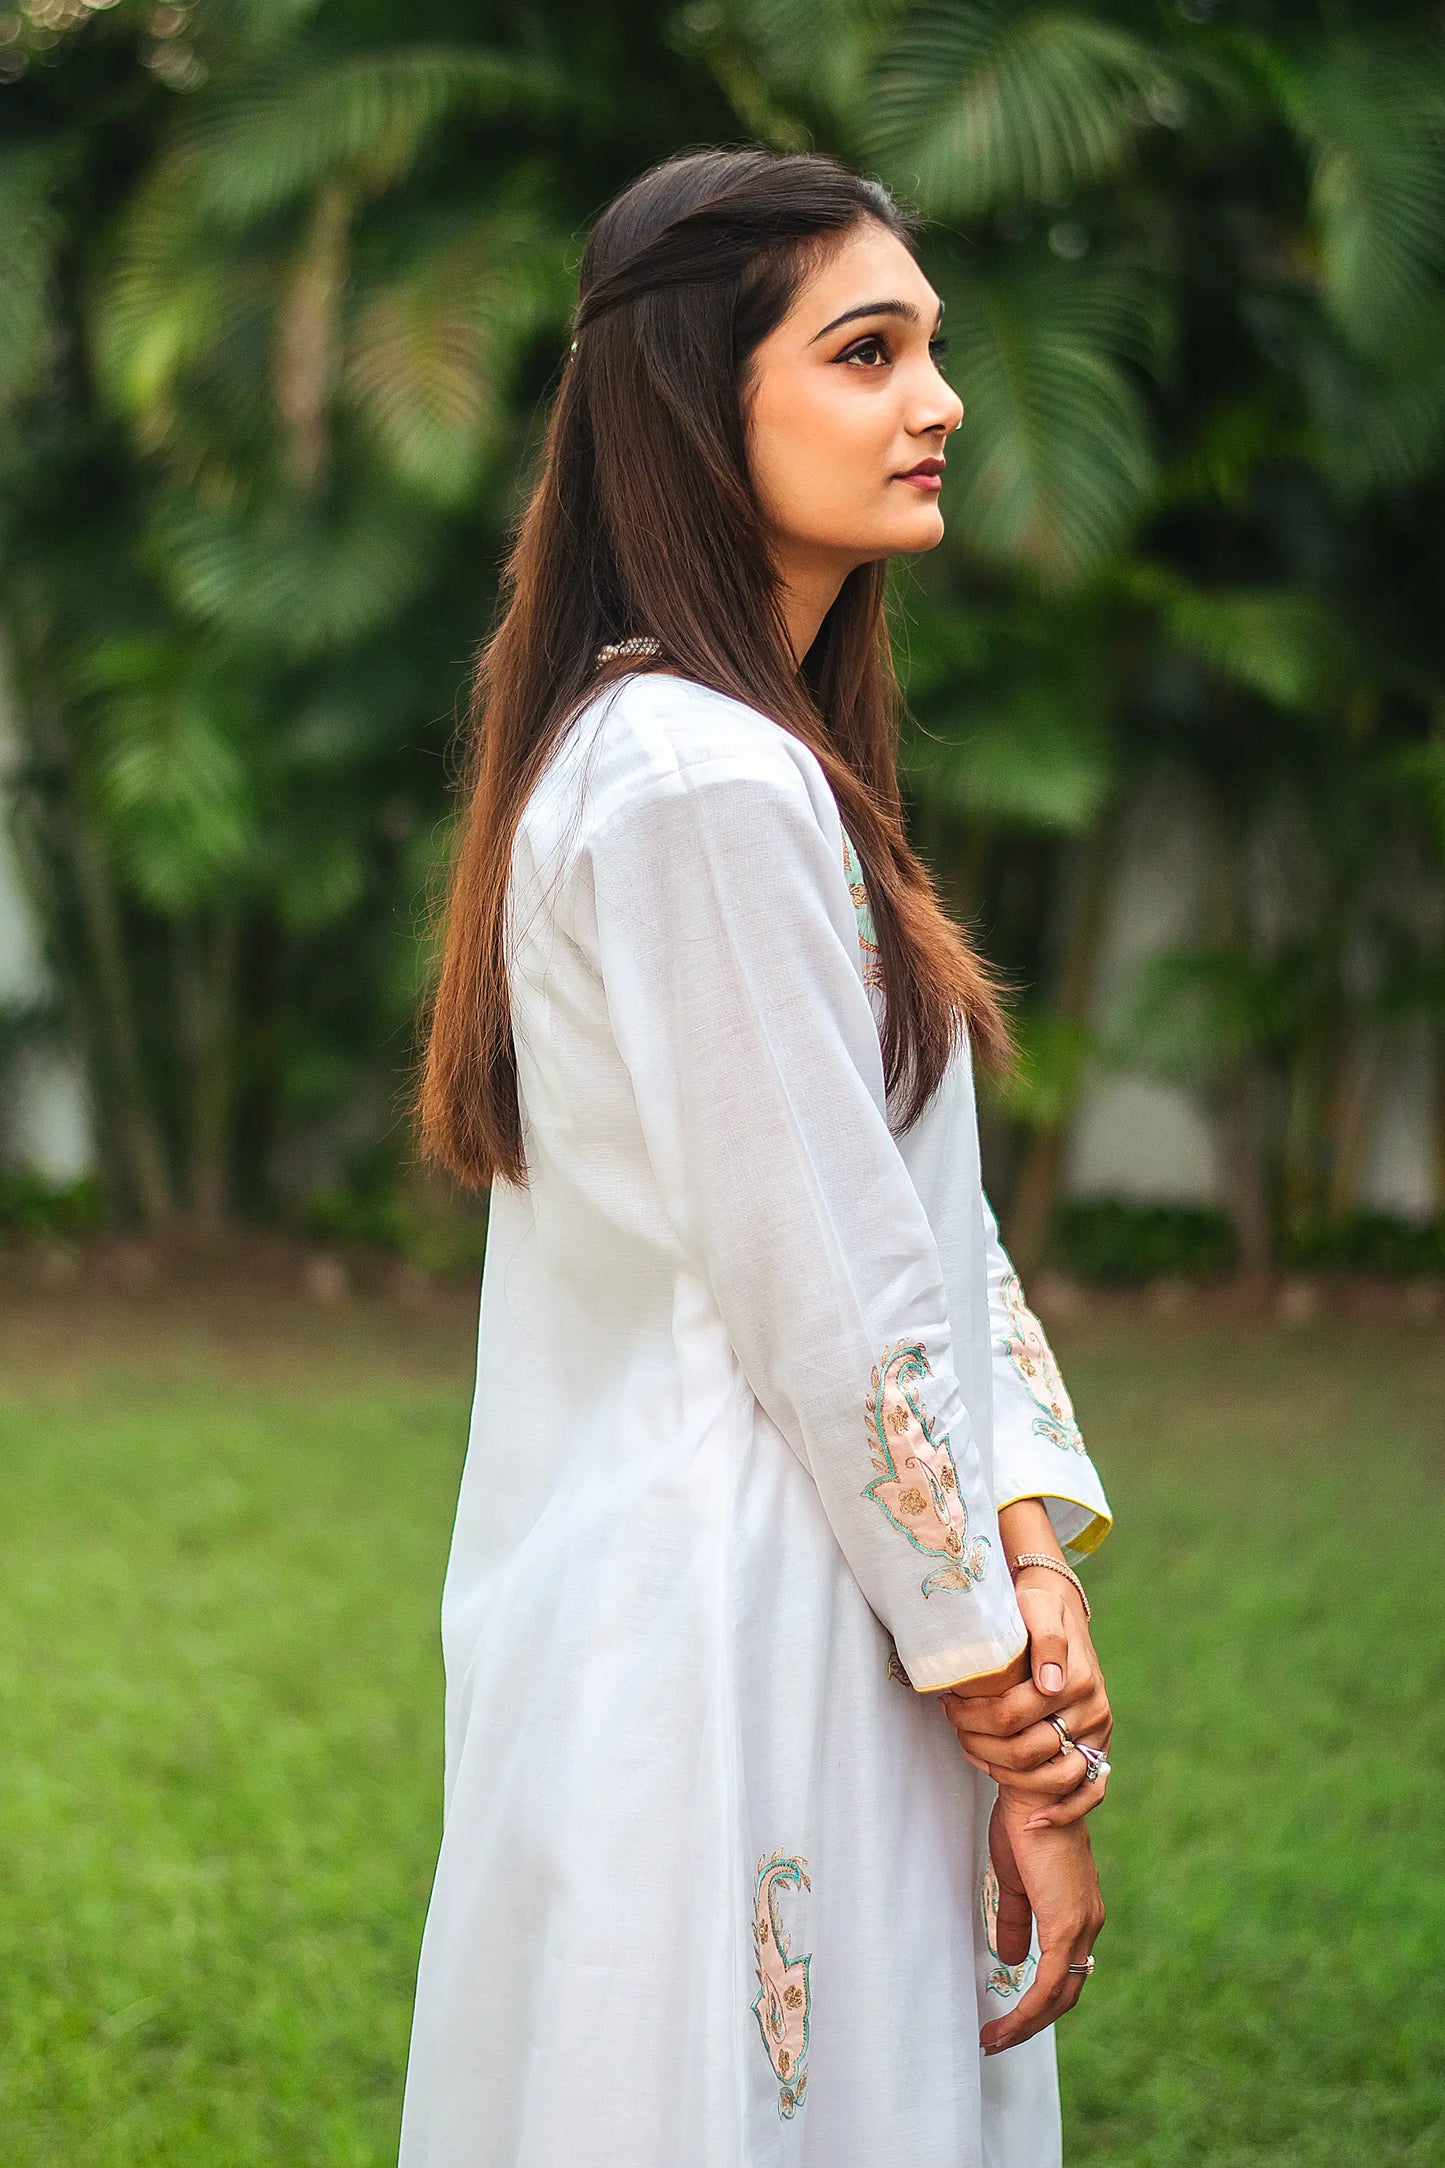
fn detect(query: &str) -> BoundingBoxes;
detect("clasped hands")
[942,1557,1111,2055]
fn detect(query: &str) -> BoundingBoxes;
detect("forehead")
[788,219,939,335]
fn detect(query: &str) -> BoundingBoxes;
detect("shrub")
[1051,1198,1239,1283]
[0,1172,104,1241]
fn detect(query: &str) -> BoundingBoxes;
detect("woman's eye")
[841,335,890,367]
[929,336,951,366]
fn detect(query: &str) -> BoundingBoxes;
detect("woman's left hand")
[940,1571,1112,1828]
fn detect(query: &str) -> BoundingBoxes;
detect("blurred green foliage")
[1053,1196,1239,1283]
[1,0,1443,1274]
[0,1166,103,1236]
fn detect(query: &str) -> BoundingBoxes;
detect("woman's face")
[746,219,965,584]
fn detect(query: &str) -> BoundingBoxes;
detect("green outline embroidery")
[997,1272,1087,1454]
[751,1851,812,2120]
[981,1857,1036,2000]
[863,1338,990,1598]
[841,827,885,990]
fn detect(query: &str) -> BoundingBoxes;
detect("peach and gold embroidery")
[981,1858,1035,1999]
[863,1338,990,1597]
[841,828,885,990]
[751,1851,812,2119]
[997,1273,1087,1453]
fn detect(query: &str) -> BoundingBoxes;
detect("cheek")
[751,376,893,529]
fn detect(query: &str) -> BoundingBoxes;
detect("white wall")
[0,633,94,1180]
[1062,773,1440,1218]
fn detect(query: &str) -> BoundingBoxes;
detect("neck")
[773,545,858,665]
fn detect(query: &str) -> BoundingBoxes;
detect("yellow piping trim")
[995,1489,1113,1562]
[912,1630,1031,1699]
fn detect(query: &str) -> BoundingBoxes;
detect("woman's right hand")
[979,1789,1105,2056]
[942,1573,1112,1827]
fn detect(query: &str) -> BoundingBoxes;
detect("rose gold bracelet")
[1009,1550,1091,1623]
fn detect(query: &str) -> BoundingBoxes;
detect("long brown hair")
[417,146,1016,1190]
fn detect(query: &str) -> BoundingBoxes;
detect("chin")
[884,508,947,556]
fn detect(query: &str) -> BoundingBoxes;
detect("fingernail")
[1040,1663,1064,1692]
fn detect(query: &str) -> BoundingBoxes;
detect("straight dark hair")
[417,145,1017,1189]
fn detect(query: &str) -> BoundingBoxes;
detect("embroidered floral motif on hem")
[998,1272,1088,1454]
[863,1338,990,1597]
[981,1858,1036,1999]
[885,1640,911,1687]
[751,1851,812,2120]
[841,827,885,990]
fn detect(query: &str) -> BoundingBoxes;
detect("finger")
[952,1716,1078,1775]
[1027,1610,1069,1700]
[947,1664,1106,1740]
[993,1879,1034,1968]
[1025,1763,1112,1828]
[942,1680,1052,1739]
[978,1753,1094,1802]
[980,1938,1089,2056]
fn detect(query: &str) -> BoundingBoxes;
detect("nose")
[909,365,964,442]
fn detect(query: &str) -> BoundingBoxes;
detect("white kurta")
[399,671,1113,2168]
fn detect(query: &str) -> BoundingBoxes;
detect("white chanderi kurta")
[399,671,1113,2168]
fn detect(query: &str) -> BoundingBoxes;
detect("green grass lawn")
[1,1277,1442,2164]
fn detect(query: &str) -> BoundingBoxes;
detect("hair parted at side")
[415,144,1017,1191]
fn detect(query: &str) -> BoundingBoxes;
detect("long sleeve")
[581,744,1029,1694]
[982,1185,1113,1565]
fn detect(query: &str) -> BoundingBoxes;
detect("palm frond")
[903,678,1114,832]
[983,1009,1095,1127]
[937,257,1157,587]
[167,47,569,223]
[148,486,435,656]
[78,635,257,914]
[1263,33,1445,360]
[0,150,63,410]
[1297,304,1445,501]
[1122,564,1346,715]
[679,0,902,143]
[869,2,1166,217]
[92,206,249,443]
[1117,944,1303,1082]
[342,212,570,504]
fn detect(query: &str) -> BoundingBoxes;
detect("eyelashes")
[837,332,951,368]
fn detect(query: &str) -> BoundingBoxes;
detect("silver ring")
[1077,1742,1111,1783]
[1066,1954,1096,1977]
[1049,1715,1075,1756]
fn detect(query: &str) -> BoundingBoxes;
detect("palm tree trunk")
[276,179,352,494]
[1008,800,1121,1277]
[1325,1026,1390,1218]
[176,908,239,1227]
[66,809,176,1223]
[1215,1067,1275,1282]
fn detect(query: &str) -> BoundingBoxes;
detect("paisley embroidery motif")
[841,827,885,990]
[863,1338,990,1597]
[981,1857,1036,1999]
[751,1851,812,2119]
[997,1273,1088,1454]
[885,1639,910,1687]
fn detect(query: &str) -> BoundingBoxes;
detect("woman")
[403,146,1114,2167]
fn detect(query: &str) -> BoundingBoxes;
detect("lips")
[895,457,945,490]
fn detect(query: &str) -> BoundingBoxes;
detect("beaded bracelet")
[1009,1550,1091,1623]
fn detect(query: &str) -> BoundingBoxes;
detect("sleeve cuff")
[996,1485,1113,1566]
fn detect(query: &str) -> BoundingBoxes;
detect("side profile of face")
[745,218,965,608]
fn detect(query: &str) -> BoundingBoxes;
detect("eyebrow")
[808,297,945,345]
